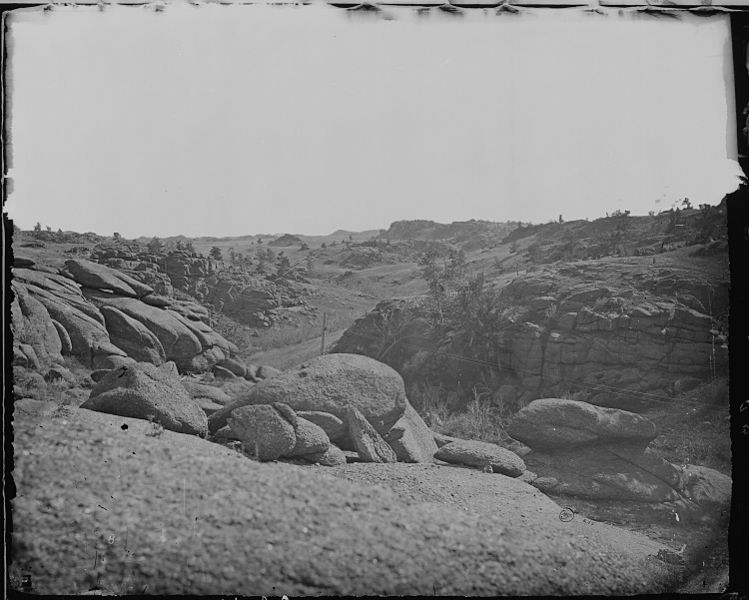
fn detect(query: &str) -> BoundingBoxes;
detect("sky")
[5,3,743,238]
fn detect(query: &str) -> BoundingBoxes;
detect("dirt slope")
[10,400,679,596]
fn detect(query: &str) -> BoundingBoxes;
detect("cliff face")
[333,256,728,413]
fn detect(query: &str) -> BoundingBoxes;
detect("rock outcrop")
[81,361,208,437]
[11,261,241,376]
[333,260,728,413]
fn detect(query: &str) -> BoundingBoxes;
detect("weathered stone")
[345,406,398,463]
[64,258,153,297]
[301,444,348,466]
[12,284,64,372]
[296,410,347,443]
[219,357,247,378]
[384,402,437,463]
[181,380,232,406]
[256,365,282,380]
[227,403,296,461]
[434,440,525,477]
[290,418,330,457]
[81,361,207,436]
[507,398,657,450]
[100,306,166,365]
[213,365,236,379]
[526,444,682,502]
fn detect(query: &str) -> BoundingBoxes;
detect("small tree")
[33,222,42,238]
[277,254,291,276]
[113,232,121,240]
[209,246,223,261]
[147,237,164,254]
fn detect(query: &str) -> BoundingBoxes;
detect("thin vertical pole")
[320,312,327,355]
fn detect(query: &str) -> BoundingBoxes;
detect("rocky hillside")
[333,205,729,415]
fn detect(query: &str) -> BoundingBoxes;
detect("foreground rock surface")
[12,404,680,595]
[81,361,207,437]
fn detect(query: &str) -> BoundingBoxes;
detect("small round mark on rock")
[559,506,575,523]
[121,424,128,430]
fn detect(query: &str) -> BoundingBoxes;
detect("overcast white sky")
[5,3,742,238]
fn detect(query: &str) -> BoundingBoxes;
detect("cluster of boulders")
[75,351,543,479]
[88,242,311,327]
[11,257,250,377]
[507,398,731,521]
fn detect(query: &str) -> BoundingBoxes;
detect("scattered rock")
[301,444,347,466]
[212,365,236,379]
[434,440,525,477]
[219,357,247,378]
[81,361,207,437]
[256,365,282,380]
[290,418,330,457]
[181,380,232,406]
[384,402,437,463]
[90,369,111,383]
[296,410,347,444]
[345,406,397,463]
[227,403,297,461]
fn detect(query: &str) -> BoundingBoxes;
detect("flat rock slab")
[434,440,525,477]
[507,398,658,450]
[11,406,679,595]
[65,258,153,298]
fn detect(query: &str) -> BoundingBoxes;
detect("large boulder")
[81,362,207,436]
[100,305,167,365]
[64,258,153,298]
[209,354,408,435]
[507,398,658,450]
[345,406,397,463]
[227,403,297,461]
[434,440,525,477]
[384,402,438,463]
